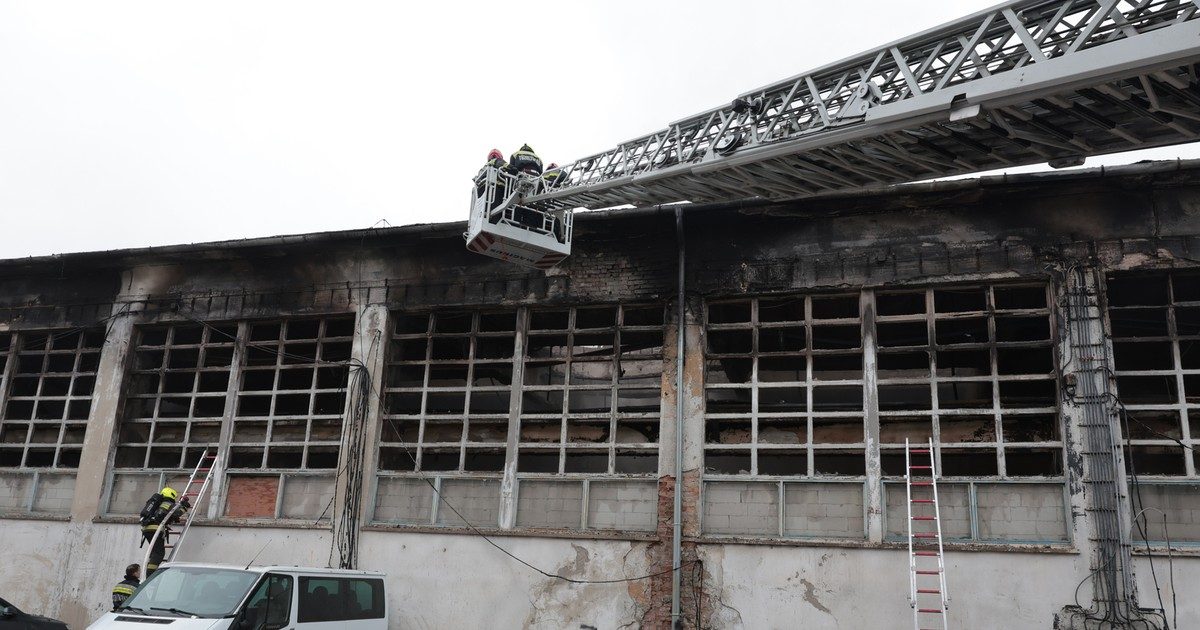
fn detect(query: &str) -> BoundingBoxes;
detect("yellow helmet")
[160,487,179,500]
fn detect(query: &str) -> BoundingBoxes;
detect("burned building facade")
[1,161,1200,628]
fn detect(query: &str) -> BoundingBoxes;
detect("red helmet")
[487,149,503,161]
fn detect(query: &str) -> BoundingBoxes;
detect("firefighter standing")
[111,563,141,610]
[476,148,509,213]
[139,486,189,578]
[509,144,543,176]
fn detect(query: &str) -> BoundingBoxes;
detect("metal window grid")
[520,304,665,476]
[1106,269,1200,477]
[229,317,354,471]
[380,305,665,476]
[116,322,239,470]
[109,316,352,521]
[380,308,522,474]
[703,294,865,478]
[874,283,1064,479]
[376,304,665,529]
[0,328,104,470]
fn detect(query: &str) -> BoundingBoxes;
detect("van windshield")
[121,566,259,618]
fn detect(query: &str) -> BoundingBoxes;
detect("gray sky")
[2,0,1197,259]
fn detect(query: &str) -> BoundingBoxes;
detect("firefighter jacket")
[112,576,140,609]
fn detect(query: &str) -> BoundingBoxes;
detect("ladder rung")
[911,449,931,454]
[910,465,932,469]
[914,551,940,556]
[913,533,939,538]
[918,609,944,614]
[911,499,935,503]
[911,481,934,486]
[915,569,942,574]
[912,516,936,520]
[917,589,941,594]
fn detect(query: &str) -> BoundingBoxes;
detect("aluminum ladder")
[143,449,219,568]
[906,438,949,630]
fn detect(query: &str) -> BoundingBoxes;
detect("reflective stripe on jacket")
[141,498,185,531]
[509,149,543,175]
[112,577,139,609]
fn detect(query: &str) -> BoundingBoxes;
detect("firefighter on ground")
[476,148,509,213]
[139,486,190,578]
[509,144,543,176]
[111,563,141,610]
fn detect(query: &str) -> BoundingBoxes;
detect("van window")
[241,573,293,630]
[123,566,258,618]
[297,576,384,622]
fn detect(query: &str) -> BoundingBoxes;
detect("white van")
[86,563,387,630]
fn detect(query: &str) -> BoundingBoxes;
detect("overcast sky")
[2,1,1198,259]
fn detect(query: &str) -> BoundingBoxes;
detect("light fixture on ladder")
[464,167,573,269]
[143,449,219,569]
[906,438,949,630]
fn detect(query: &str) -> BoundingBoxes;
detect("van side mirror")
[0,607,13,619]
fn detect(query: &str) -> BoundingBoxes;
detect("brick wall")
[224,475,279,518]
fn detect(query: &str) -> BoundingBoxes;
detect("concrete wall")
[0,519,653,629]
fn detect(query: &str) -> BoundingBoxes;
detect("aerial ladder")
[467,0,1200,267]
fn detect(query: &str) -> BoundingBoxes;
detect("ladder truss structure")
[526,0,1200,212]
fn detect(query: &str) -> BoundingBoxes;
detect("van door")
[295,576,386,630]
[232,573,295,630]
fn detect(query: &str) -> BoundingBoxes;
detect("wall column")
[332,303,389,568]
[71,295,142,521]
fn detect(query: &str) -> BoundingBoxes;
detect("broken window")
[1108,271,1200,480]
[109,316,352,520]
[230,317,352,473]
[0,327,104,514]
[875,284,1062,479]
[115,323,237,471]
[704,295,864,479]
[380,309,518,476]
[376,304,663,531]
[521,304,663,477]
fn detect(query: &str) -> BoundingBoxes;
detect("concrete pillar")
[680,296,705,539]
[332,303,389,567]
[1053,266,1158,628]
[498,307,528,530]
[861,290,883,542]
[71,298,141,521]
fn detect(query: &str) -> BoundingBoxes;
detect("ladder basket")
[465,166,572,269]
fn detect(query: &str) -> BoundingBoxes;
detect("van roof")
[161,562,386,577]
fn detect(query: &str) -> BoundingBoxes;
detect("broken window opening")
[0,327,103,473]
[1109,270,1200,480]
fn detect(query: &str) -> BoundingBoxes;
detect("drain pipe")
[671,204,685,628]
